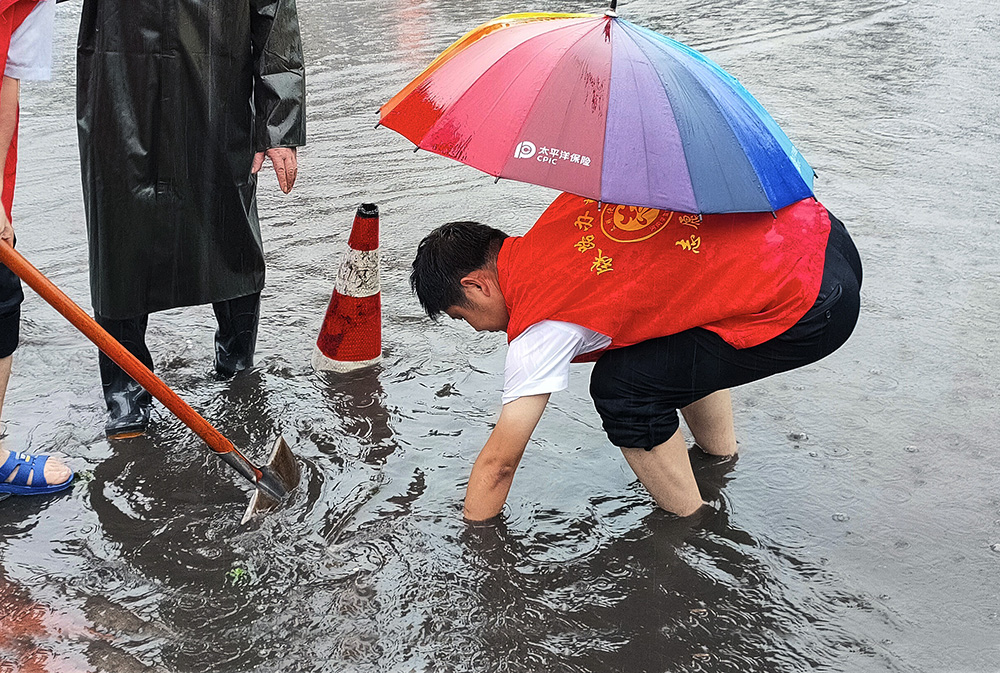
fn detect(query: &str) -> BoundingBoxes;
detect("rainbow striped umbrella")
[379,6,814,214]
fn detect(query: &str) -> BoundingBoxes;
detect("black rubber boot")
[213,292,261,378]
[97,313,153,438]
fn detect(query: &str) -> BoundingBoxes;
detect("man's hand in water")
[463,394,550,521]
[252,147,298,194]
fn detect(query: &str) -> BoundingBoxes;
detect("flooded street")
[2,0,999,670]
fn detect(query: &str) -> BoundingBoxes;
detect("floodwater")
[2,0,998,671]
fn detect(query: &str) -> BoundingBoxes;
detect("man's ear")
[460,269,495,296]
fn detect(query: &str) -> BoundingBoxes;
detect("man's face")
[445,288,509,333]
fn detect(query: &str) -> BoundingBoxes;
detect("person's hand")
[252,147,298,194]
[463,393,550,521]
[0,211,12,245]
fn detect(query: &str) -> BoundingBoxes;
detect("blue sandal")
[0,451,74,496]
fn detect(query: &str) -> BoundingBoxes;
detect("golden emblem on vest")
[600,205,673,243]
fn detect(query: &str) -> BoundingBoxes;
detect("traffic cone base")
[312,291,381,370]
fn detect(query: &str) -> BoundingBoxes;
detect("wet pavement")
[2,0,999,671]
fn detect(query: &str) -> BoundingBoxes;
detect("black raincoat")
[77,0,306,319]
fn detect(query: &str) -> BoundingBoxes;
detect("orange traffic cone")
[312,203,382,372]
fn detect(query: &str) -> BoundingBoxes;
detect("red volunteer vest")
[499,194,831,358]
[0,0,43,220]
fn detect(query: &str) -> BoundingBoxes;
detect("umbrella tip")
[605,0,618,17]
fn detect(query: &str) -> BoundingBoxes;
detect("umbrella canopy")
[380,10,814,214]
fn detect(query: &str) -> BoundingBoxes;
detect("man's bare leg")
[621,429,704,516]
[0,355,72,488]
[680,389,738,457]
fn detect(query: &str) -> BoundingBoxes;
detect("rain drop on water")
[832,512,850,522]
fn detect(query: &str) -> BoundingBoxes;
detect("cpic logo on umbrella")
[514,140,593,168]
[514,141,536,159]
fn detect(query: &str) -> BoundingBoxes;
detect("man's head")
[411,221,510,332]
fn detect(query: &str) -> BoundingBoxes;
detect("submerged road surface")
[2,0,998,671]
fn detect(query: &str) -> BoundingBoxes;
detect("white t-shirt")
[502,320,612,404]
[5,0,56,81]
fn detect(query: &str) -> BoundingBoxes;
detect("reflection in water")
[314,367,396,466]
[0,567,168,672]
[391,0,434,72]
[0,568,85,672]
[311,365,400,543]
[85,370,297,671]
[450,452,892,673]
[78,414,887,672]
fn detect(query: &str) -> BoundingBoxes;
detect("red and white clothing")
[1,0,54,220]
[503,320,610,403]
[499,193,832,404]
[5,0,54,81]
[0,0,55,359]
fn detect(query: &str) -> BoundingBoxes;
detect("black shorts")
[590,212,862,449]
[0,238,24,359]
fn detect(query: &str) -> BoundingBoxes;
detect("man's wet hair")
[411,221,509,319]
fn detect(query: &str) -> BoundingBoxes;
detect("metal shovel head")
[241,435,301,524]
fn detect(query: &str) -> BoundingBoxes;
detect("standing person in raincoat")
[77,0,306,437]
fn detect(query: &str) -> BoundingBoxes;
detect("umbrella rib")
[625,23,730,209]
[646,23,810,208]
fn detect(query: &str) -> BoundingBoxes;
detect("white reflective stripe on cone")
[311,349,380,372]
[335,248,380,298]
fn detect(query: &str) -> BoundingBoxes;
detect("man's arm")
[463,393,549,521]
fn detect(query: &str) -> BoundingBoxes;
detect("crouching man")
[410,194,861,521]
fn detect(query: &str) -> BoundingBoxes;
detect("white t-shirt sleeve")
[502,321,612,404]
[5,0,56,81]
